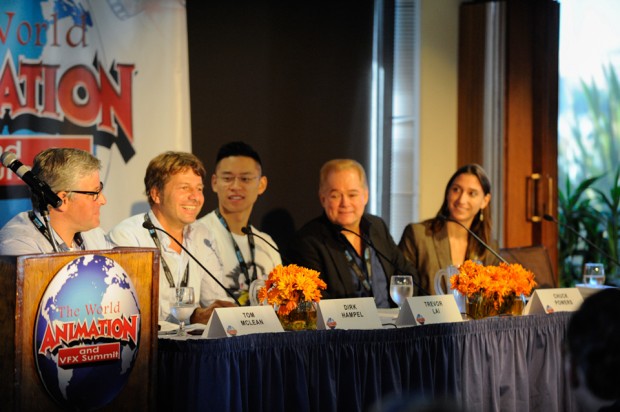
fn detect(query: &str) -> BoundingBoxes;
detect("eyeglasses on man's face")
[67,181,104,201]
[216,175,259,186]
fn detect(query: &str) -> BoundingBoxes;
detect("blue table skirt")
[157,312,576,412]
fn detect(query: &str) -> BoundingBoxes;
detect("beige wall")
[418,0,461,220]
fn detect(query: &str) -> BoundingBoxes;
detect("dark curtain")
[186,0,394,249]
[158,313,576,412]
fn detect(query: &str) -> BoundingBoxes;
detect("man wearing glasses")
[200,141,282,306]
[0,148,112,255]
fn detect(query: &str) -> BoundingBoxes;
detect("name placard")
[202,306,284,338]
[523,288,583,315]
[317,297,382,330]
[396,295,463,327]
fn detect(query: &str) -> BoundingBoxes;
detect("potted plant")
[558,168,620,286]
[258,264,327,331]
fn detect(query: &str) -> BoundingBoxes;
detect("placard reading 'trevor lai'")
[396,295,463,327]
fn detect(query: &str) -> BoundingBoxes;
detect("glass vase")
[277,301,317,331]
[497,293,526,316]
[466,293,525,320]
[466,294,497,320]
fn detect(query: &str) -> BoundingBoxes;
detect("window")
[388,0,420,236]
[558,0,620,282]
[558,0,620,188]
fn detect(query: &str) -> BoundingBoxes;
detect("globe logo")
[226,325,238,336]
[34,254,141,410]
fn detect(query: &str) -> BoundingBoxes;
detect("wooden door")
[458,0,560,284]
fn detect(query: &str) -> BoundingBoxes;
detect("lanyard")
[143,214,189,288]
[215,209,257,283]
[344,245,373,293]
[28,211,84,251]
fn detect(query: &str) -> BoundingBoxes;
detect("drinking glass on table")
[249,278,266,306]
[582,263,605,286]
[170,286,197,336]
[390,275,414,308]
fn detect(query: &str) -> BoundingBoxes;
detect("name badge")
[396,295,463,327]
[202,306,283,338]
[523,288,583,315]
[317,297,382,330]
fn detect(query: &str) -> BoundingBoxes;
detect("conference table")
[157,312,576,412]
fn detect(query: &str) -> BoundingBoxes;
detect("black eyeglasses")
[67,181,104,201]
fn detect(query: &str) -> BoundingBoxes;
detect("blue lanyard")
[143,214,189,288]
[344,244,373,293]
[215,209,257,282]
[28,211,84,251]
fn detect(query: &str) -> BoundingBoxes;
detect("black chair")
[500,245,557,288]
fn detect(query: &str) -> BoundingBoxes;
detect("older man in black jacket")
[289,159,422,307]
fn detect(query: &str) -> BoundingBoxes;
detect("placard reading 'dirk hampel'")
[523,288,583,315]
[396,295,463,327]
[317,297,382,330]
[202,306,283,338]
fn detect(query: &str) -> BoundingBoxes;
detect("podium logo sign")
[34,254,141,410]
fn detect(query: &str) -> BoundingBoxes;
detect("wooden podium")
[0,248,160,411]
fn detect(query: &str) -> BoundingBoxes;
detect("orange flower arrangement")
[450,260,537,311]
[258,264,327,316]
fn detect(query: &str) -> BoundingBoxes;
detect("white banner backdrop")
[0,0,191,230]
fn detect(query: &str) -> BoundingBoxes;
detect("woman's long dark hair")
[431,163,493,261]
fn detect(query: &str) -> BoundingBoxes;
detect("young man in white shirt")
[200,142,282,306]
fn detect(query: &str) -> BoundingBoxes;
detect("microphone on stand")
[338,226,430,296]
[543,214,620,267]
[142,220,241,306]
[241,226,275,251]
[1,151,62,209]
[437,214,509,264]
[241,226,290,264]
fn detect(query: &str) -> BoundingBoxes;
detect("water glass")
[249,279,266,306]
[170,286,196,336]
[582,263,605,285]
[390,275,414,308]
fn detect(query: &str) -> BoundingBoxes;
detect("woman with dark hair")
[398,164,499,294]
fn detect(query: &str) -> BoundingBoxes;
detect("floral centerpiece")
[258,264,327,330]
[450,260,537,319]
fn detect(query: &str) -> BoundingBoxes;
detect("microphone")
[141,220,241,306]
[338,226,430,296]
[241,226,288,261]
[1,151,62,209]
[241,226,278,252]
[438,214,508,264]
[543,214,620,267]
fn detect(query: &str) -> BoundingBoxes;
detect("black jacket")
[288,213,422,304]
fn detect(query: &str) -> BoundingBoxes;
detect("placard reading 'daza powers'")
[523,288,584,315]
[317,297,382,330]
[396,295,463,327]
[202,306,283,338]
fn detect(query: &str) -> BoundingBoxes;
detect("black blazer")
[288,213,422,303]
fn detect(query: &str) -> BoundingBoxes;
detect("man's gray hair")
[31,148,101,210]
